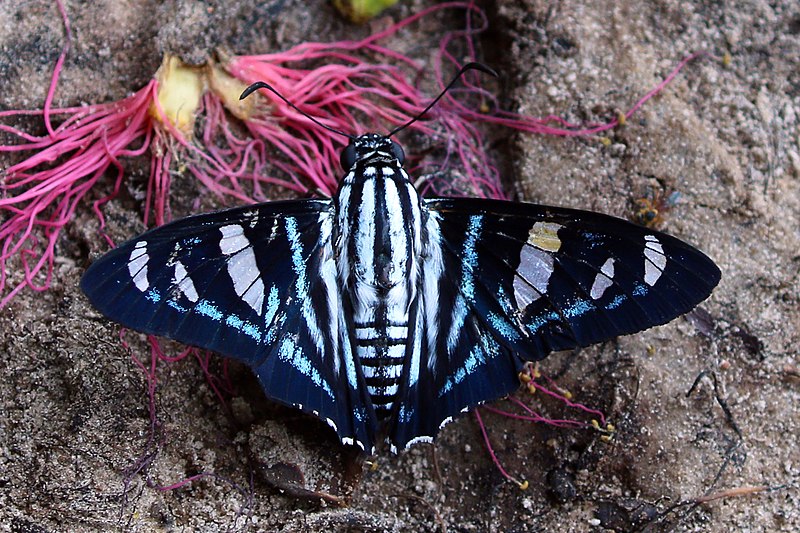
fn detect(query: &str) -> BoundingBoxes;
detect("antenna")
[240,81,355,141]
[387,62,498,137]
[240,62,497,140]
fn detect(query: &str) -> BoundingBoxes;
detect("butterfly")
[81,66,720,455]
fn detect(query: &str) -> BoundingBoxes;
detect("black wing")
[81,199,376,451]
[389,197,720,450]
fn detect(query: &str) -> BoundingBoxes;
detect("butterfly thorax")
[334,134,424,420]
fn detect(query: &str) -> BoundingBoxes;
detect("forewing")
[389,197,720,450]
[429,198,720,351]
[81,199,375,451]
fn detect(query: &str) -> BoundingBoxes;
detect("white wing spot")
[220,224,264,314]
[128,241,149,292]
[590,257,615,300]
[644,235,667,286]
[219,224,249,254]
[172,260,199,302]
[513,245,554,309]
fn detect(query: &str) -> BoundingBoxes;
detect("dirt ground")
[1,0,798,531]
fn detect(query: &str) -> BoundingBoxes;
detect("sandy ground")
[1,0,798,531]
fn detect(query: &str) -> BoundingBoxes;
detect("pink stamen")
[474,407,527,488]
[533,374,607,425]
[0,82,157,308]
[473,365,611,485]
[43,0,71,138]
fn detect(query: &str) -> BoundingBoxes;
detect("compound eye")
[390,141,405,165]
[340,143,357,170]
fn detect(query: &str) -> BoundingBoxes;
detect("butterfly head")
[340,133,405,171]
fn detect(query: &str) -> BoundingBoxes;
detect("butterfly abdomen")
[335,151,424,419]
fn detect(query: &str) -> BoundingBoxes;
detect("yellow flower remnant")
[149,55,205,138]
[333,0,399,24]
[206,60,262,122]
